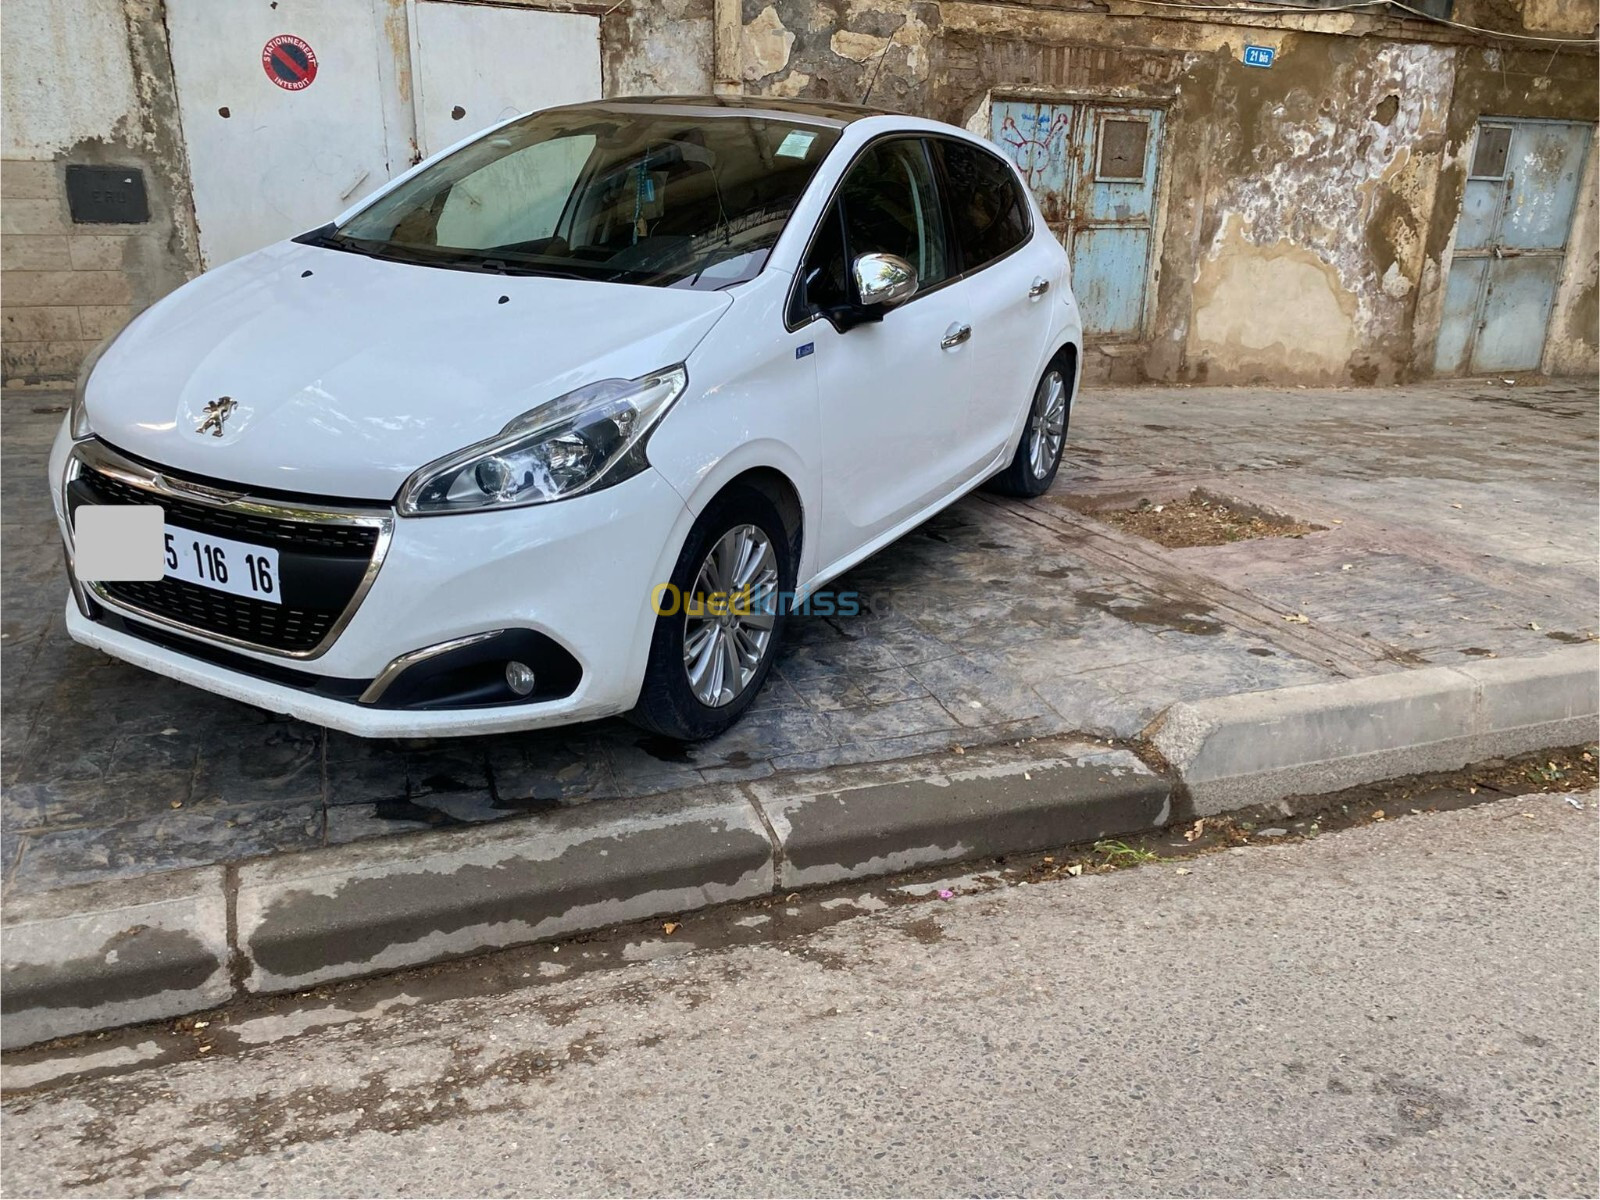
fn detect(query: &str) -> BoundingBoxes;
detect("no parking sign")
[262,34,318,90]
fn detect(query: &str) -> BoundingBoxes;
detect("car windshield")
[324,108,841,290]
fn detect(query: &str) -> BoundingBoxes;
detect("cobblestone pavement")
[3,379,1595,895]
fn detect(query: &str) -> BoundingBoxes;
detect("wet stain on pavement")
[635,737,695,765]
[1073,588,1225,636]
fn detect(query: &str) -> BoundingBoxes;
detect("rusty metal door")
[991,100,1164,340]
[1435,118,1592,374]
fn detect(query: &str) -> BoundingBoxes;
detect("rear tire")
[628,485,794,741]
[985,353,1073,498]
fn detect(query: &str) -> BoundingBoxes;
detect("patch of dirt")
[1096,491,1323,548]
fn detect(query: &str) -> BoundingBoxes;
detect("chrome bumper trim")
[358,630,503,705]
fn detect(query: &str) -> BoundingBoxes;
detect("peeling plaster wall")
[1544,121,1599,375]
[1188,39,1456,384]
[2,0,201,386]
[735,2,1595,383]
[603,0,714,96]
[738,0,940,112]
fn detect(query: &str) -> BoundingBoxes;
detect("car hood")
[85,240,733,500]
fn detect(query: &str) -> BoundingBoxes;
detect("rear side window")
[934,139,1030,271]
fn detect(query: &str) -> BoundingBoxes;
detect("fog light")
[505,661,537,696]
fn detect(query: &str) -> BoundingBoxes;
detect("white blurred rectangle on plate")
[74,505,164,582]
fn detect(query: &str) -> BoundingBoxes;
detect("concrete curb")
[748,742,1168,889]
[1,738,1162,1049]
[3,648,1593,1049]
[1152,645,1599,815]
[1,868,231,1050]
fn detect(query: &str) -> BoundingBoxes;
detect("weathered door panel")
[1498,122,1590,252]
[166,0,405,267]
[1435,118,1592,375]
[990,100,1163,341]
[1069,107,1162,340]
[1453,179,1504,252]
[410,2,601,160]
[1474,258,1564,372]
[1069,226,1151,342]
[990,100,1073,239]
[1433,258,1486,375]
[1074,109,1162,224]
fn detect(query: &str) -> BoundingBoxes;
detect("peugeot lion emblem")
[196,396,236,437]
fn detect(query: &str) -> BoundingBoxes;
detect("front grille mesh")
[104,578,340,652]
[74,463,382,654]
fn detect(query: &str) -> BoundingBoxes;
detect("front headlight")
[397,365,688,516]
[69,335,116,440]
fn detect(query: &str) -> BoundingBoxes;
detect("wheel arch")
[709,465,805,578]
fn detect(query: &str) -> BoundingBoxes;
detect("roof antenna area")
[859,38,892,106]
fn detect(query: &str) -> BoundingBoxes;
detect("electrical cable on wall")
[1113,0,1599,44]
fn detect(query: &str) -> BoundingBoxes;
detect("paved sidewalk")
[3,379,1596,896]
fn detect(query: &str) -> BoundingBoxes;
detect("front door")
[1435,118,1592,374]
[796,139,975,569]
[991,100,1164,341]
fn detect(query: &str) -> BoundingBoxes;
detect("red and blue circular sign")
[262,34,318,91]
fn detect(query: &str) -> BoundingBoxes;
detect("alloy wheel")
[682,523,779,708]
[1028,369,1067,480]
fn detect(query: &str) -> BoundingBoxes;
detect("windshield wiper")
[297,227,614,283]
[440,254,609,283]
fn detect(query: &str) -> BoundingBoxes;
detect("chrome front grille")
[65,440,393,659]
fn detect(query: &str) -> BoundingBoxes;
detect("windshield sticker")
[776,130,816,160]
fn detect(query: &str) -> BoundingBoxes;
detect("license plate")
[164,525,281,605]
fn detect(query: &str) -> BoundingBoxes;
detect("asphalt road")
[4,791,1595,1198]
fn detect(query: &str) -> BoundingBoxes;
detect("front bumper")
[53,428,696,736]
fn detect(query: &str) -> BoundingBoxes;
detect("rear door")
[932,137,1060,462]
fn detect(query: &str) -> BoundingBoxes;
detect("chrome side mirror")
[852,253,918,309]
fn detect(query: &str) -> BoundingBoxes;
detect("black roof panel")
[591,94,899,123]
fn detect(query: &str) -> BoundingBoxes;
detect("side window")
[796,202,850,321]
[934,139,1030,270]
[793,138,950,324]
[839,139,950,288]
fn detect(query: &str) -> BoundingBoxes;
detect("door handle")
[1029,276,1051,298]
[941,322,972,350]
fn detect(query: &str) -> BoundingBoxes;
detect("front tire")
[985,354,1073,498]
[629,485,794,741]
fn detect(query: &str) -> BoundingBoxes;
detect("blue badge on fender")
[795,342,815,359]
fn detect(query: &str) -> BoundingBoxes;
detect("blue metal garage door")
[991,100,1165,341]
[1435,118,1593,375]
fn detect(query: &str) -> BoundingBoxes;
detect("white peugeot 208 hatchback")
[52,96,1081,742]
